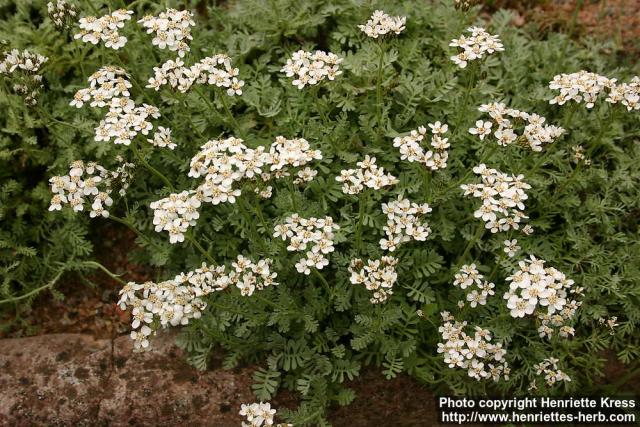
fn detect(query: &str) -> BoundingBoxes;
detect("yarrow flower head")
[460,164,531,233]
[74,9,133,50]
[48,158,134,218]
[358,10,406,38]
[0,48,48,105]
[118,256,277,351]
[380,196,432,251]
[335,155,398,195]
[475,102,565,152]
[454,0,479,11]
[503,239,520,258]
[450,27,504,68]
[70,66,170,148]
[273,214,339,275]
[47,0,78,31]
[504,255,583,339]
[452,264,495,308]
[151,136,322,243]
[392,122,450,170]
[349,256,398,304]
[549,70,639,111]
[138,9,195,58]
[437,312,509,382]
[281,50,343,89]
[239,402,291,427]
[534,357,572,386]
[147,54,244,95]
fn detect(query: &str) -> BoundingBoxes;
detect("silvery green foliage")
[1,1,639,425]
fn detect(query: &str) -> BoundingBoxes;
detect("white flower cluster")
[454,0,478,10]
[149,191,201,244]
[118,256,277,350]
[349,256,398,304]
[273,215,339,275]
[336,155,398,195]
[379,197,432,252]
[437,312,510,382]
[0,49,48,105]
[392,122,450,170]
[534,357,571,386]
[549,70,640,111]
[474,102,565,152]
[453,264,496,308]
[450,27,504,68]
[147,54,244,95]
[293,167,318,185]
[152,136,322,243]
[47,0,77,31]
[503,239,520,258]
[571,145,591,165]
[358,10,406,38]
[598,316,619,335]
[504,256,583,338]
[48,159,134,218]
[138,9,195,58]
[239,402,290,427]
[148,126,176,149]
[74,9,133,50]
[281,50,343,89]
[70,66,170,148]
[460,164,531,233]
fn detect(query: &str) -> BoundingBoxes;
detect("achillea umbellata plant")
[1,0,640,424]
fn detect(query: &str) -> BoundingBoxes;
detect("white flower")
[276,215,339,274]
[138,9,195,57]
[392,123,450,170]
[503,239,520,257]
[349,257,398,304]
[549,71,639,111]
[461,164,531,233]
[468,120,492,140]
[335,155,398,195]
[450,27,504,69]
[281,50,343,89]
[358,10,406,38]
[74,9,133,50]
[380,196,432,251]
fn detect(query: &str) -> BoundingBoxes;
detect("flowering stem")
[313,268,333,299]
[457,224,485,267]
[287,177,298,212]
[132,143,176,191]
[186,233,216,264]
[0,269,64,305]
[355,189,369,252]
[421,167,432,201]
[81,260,129,286]
[375,42,385,136]
[238,198,268,254]
[219,94,247,140]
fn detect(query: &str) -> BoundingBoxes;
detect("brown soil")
[492,0,640,57]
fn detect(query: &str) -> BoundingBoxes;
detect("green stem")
[220,93,246,140]
[132,143,176,191]
[355,189,369,252]
[186,233,216,264]
[421,166,432,201]
[313,268,333,299]
[0,270,64,305]
[456,224,485,267]
[375,41,385,136]
[287,177,298,212]
[81,260,128,285]
[238,198,268,253]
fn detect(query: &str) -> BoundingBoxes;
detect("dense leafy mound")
[1,0,639,425]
